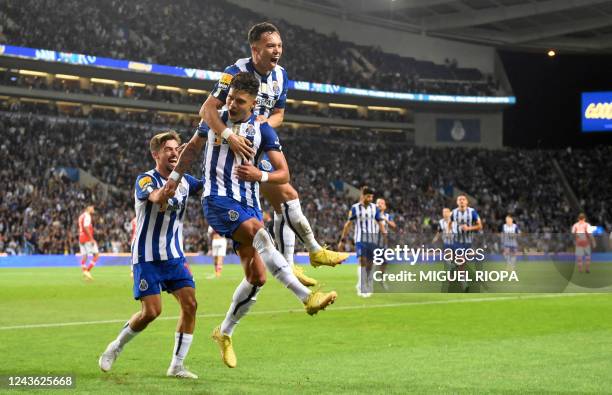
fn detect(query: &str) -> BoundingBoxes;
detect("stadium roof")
[296,0,612,53]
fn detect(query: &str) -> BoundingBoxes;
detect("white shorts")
[80,241,99,256]
[212,238,227,257]
[575,246,591,257]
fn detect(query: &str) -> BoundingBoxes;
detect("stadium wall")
[228,0,495,73]
[414,110,503,148]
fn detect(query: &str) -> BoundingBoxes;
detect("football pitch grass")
[1,263,612,394]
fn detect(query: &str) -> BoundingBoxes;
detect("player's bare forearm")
[174,135,203,176]
[267,150,290,184]
[203,96,226,135]
[148,188,169,204]
[388,220,397,230]
[235,165,289,184]
[266,109,285,128]
[339,221,352,243]
[271,170,289,184]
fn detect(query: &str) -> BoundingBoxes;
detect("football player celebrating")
[99,131,202,379]
[200,22,348,287]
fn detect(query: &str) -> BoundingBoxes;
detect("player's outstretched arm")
[164,133,205,194]
[202,95,255,159]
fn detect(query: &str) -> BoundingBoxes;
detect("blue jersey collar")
[247,58,272,79]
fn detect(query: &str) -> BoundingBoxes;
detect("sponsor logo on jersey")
[138,176,153,189]
[256,96,276,108]
[219,73,233,87]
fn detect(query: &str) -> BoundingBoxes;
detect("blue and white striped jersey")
[438,218,456,246]
[501,223,520,247]
[349,202,383,244]
[211,58,289,118]
[198,111,282,210]
[132,170,203,264]
[451,207,480,244]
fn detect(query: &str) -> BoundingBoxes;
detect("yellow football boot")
[293,265,318,287]
[309,248,350,268]
[211,326,237,368]
[304,290,338,316]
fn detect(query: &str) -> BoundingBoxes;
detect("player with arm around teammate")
[98,131,202,379]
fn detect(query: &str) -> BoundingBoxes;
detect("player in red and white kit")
[78,205,99,280]
[572,213,596,273]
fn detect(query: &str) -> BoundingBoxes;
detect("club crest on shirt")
[272,80,280,95]
[245,124,255,137]
[228,210,239,222]
[139,279,148,291]
[178,184,188,196]
[260,160,273,172]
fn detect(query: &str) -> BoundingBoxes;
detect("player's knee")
[141,305,161,322]
[182,298,198,316]
[248,272,266,287]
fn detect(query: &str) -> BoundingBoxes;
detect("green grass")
[1,263,612,394]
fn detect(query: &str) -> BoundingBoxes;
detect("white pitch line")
[0,293,596,331]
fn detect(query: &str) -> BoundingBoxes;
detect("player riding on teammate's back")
[201,22,348,286]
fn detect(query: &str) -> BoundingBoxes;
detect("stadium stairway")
[551,157,581,212]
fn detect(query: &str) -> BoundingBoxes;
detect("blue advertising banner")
[436,118,481,142]
[582,91,612,132]
[0,44,516,105]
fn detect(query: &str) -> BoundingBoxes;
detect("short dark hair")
[150,130,180,153]
[248,22,280,44]
[361,186,375,196]
[230,72,260,97]
[578,213,586,220]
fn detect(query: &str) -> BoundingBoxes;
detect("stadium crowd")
[0,0,499,96]
[0,106,607,255]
